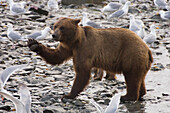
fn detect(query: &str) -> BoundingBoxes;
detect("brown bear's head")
[52,17,81,45]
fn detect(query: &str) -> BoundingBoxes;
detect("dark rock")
[29,6,49,16]
[151,63,164,71]
[0,105,11,111]
[155,52,162,55]
[43,109,54,113]
[62,0,103,5]
[28,15,41,20]
[162,93,169,96]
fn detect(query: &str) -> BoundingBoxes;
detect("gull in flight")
[0,83,31,113]
[0,65,27,100]
[25,27,51,40]
[90,93,121,113]
[0,64,31,113]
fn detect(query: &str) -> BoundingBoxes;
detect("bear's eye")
[53,25,57,30]
[60,26,65,30]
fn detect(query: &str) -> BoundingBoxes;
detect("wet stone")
[0,105,11,111]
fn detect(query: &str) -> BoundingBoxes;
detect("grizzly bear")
[28,17,153,101]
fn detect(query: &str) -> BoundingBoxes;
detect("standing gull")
[137,24,146,39]
[47,0,59,11]
[143,24,158,47]
[25,27,51,40]
[129,15,140,34]
[8,0,27,16]
[82,13,102,28]
[154,0,169,10]
[108,1,131,19]
[159,10,170,20]
[7,23,25,41]
[102,2,122,12]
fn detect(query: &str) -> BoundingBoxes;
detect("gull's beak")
[156,12,159,15]
[3,25,7,28]
[12,108,16,111]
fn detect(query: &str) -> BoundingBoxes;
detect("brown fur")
[93,68,116,80]
[28,17,153,101]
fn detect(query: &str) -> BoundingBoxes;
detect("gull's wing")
[90,99,104,113]
[109,2,122,9]
[19,83,31,113]
[155,0,167,7]
[109,9,124,18]
[11,4,25,14]
[27,32,42,39]
[8,31,22,41]
[143,34,156,44]
[130,24,140,33]
[0,65,27,88]
[104,93,121,113]
[86,21,102,28]
[164,11,170,19]
[0,91,26,113]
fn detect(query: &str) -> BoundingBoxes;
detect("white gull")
[82,12,102,28]
[108,1,131,19]
[159,10,170,20]
[7,23,25,41]
[25,27,51,40]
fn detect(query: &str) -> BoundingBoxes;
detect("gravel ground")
[0,0,170,112]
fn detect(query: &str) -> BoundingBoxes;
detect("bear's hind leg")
[139,79,146,100]
[121,72,143,101]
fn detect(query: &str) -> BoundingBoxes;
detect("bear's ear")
[73,19,81,25]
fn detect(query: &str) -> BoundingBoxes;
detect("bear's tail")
[148,50,153,63]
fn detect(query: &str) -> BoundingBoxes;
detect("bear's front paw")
[27,39,41,52]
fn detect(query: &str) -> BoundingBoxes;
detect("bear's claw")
[27,39,40,52]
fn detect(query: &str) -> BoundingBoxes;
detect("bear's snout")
[52,33,59,41]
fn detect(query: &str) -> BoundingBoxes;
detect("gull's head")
[44,27,51,32]
[159,10,164,16]
[20,1,27,6]
[129,15,134,20]
[82,12,87,18]
[7,23,13,29]
[125,1,131,6]
[150,24,155,30]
